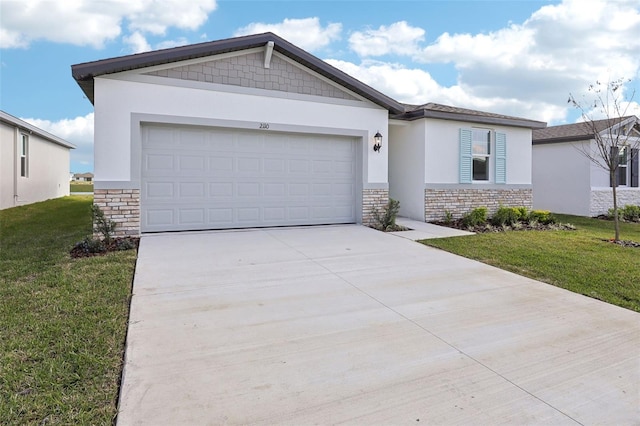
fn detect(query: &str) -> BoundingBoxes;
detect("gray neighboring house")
[72,172,94,182]
[532,116,640,216]
[71,32,544,236]
[0,111,75,210]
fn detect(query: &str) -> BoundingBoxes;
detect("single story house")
[72,172,94,182]
[0,110,74,210]
[532,116,640,216]
[71,32,545,236]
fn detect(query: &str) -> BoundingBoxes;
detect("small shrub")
[621,205,640,222]
[461,207,488,227]
[92,205,117,243]
[443,210,454,225]
[72,236,106,256]
[372,198,402,231]
[516,207,529,221]
[491,206,522,226]
[115,238,137,251]
[529,210,555,225]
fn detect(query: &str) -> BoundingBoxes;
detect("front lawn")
[0,196,136,424]
[423,214,640,312]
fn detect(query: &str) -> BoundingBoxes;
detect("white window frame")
[20,133,29,178]
[617,145,628,186]
[472,128,492,182]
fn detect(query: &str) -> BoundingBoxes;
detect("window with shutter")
[610,146,619,187]
[459,129,472,183]
[495,132,507,184]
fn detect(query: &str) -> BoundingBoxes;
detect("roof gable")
[143,50,359,101]
[71,32,403,113]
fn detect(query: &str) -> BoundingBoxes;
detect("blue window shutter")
[495,132,507,184]
[459,129,472,183]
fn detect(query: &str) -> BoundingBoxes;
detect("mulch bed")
[431,220,576,233]
[603,239,640,248]
[70,237,140,258]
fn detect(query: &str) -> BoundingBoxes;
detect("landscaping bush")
[622,205,640,222]
[491,206,522,226]
[529,210,556,225]
[461,207,488,227]
[372,198,404,231]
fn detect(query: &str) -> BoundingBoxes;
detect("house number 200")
[259,123,270,129]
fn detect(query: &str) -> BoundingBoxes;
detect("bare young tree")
[568,78,639,241]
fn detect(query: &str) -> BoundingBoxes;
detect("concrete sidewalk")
[117,225,639,425]
[392,217,474,240]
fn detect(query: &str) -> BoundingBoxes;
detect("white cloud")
[234,17,341,51]
[0,0,216,49]
[414,0,640,122]
[123,32,152,54]
[22,113,95,171]
[349,21,425,57]
[326,59,565,123]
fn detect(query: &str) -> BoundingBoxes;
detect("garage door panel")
[179,155,206,171]
[178,182,205,198]
[210,156,234,172]
[209,182,233,197]
[142,125,357,231]
[179,209,205,225]
[208,208,233,224]
[146,182,174,198]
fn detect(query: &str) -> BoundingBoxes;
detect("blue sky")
[2,0,639,172]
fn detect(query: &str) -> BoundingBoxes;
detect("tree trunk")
[611,169,620,241]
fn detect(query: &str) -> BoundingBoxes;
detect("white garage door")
[141,124,358,232]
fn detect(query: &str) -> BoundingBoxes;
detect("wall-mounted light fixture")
[373,131,383,152]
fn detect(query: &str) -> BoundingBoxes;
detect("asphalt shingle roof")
[533,116,636,143]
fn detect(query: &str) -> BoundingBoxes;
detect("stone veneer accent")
[362,189,389,227]
[93,189,140,238]
[146,52,357,101]
[590,188,640,216]
[424,188,533,222]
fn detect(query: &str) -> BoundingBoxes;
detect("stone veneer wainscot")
[93,189,140,238]
[362,189,389,227]
[424,188,533,222]
[590,188,640,217]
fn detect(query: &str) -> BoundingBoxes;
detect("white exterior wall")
[389,120,426,220]
[589,140,612,188]
[0,122,15,209]
[424,119,532,184]
[93,76,389,186]
[532,141,591,215]
[0,121,70,209]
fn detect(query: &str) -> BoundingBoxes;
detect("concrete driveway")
[118,225,639,425]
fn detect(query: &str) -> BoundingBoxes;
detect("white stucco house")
[0,111,74,210]
[71,33,545,236]
[532,116,640,217]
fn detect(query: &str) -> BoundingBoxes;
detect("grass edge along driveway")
[423,214,640,312]
[0,196,136,425]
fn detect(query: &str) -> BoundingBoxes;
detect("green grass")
[423,214,640,312]
[0,196,136,424]
[70,182,93,193]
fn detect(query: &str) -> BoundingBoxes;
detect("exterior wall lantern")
[373,131,383,152]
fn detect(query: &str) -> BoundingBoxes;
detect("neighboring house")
[72,172,94,182]
[71,32,544,236]
[0,110,75,210]
[532,116,640,216]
